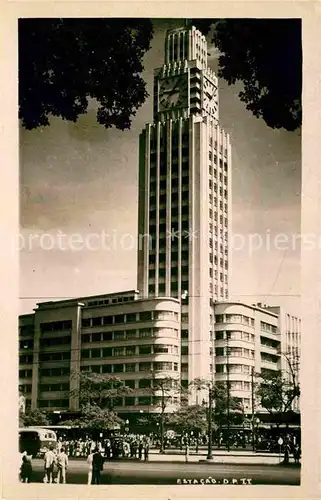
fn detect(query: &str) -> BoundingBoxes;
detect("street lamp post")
[207,387,213,460]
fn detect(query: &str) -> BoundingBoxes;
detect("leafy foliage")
[256,369,300,415]
[70,371,132,410]
[193,18,302,131]
[70,403,123,431]
[166,405,207,435]
[191,378,244,426]
[20,408,50,427]
[19,18,153,130]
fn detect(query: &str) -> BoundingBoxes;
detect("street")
[29,458,300,485]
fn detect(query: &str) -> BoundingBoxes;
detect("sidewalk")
[148,450,298,466]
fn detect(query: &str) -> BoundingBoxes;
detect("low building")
[18,292,300,421]
[19,291,181,417]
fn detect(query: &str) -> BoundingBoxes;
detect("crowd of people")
[19,434,151,484]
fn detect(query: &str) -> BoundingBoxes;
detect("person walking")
[92,448,104,485]
[143,439,149,462]
[44,446,56,483]
[293,443,301,464]
[138,440,143,460]
[87,450,94,485]
[20,454,33,483]
[56,447,68,484]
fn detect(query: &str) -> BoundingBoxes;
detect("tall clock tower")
[137,25,232,397]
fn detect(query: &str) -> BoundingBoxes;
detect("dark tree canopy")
[193,18,302,131]
[19,18,153,130]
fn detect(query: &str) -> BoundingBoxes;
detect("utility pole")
[226,332,230,452]
[207,301,215,460]
[251,366,255,452]
[207,386,213,459]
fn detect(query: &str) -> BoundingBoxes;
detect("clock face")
[158,75,188,111]
[203,77,218,116]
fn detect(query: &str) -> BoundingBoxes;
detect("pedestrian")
[293,443,301,464]
[104,439,111,459]
[185,443,189,463]
[56,446,68,484]
[20,454,32,483]
[92,448,104,485]
[143,440,149,462]
[57,437,63,453]
[87,450,93,485]
[283,441,291,465]
[43,446,56,483]
[131,440,137,459]
[138,440,143,460]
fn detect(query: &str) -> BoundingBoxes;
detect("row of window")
[215,331,255,343]
[20,355,33,364]
[40,320,72,333]
[208,138,228,158]
[215,363,254,374]
[209,165,228,178]
[81,343,179,359]
[39,352,70,362]
[82,311,178,328]
[261,353,279,364]
[260,322,278,334]
[209,179,228,192]
[82,328,179,343]
[87,295,135,307]
[19,369,32,379]
[215,347,255,358]
[38,399,69,408]
[80,361,179,374]
[209,254,228,269]
[209,151,228,166]
[209,269,228,283]
[209,196,228,213]
[39,367,70,377]
[40,336,71,348]
[215,315,255,326]
[260,337,280,349]
[38,383,70,392]
[209,209,228,225]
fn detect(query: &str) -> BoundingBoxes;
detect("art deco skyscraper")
[137,25,232,390]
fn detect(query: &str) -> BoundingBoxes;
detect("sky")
[19,18,301,316]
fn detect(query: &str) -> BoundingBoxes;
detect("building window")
[92,333,102,342]
[103,316,113,325]
[113,364,124,373]
[114,315,125,324]
[114,331,125,340]
[154,362,172,371]
[125,363,136,372]
[139,362,151,372]
[92,317,102,327]
[101,364,112,373]
[181,363,188,372]
[154,344,170,354]
[139,345,152,355]
[139,379,152,389]
[126,346,136,356]
[126,313,137,323]
[113,348,124,357]
[181,346,188,355]
[91,348,101,358]
[102,347,112,357]
[102,332,113,341]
